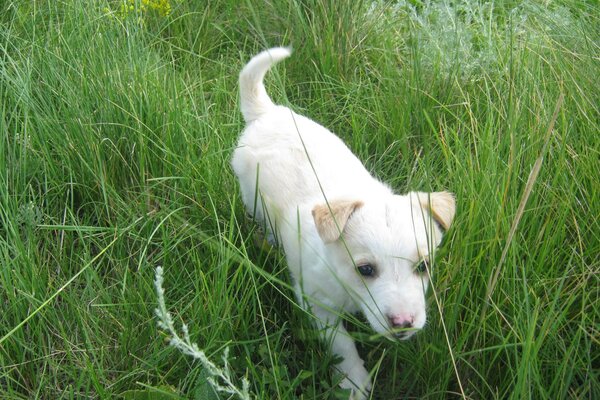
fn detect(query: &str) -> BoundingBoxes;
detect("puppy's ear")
[415,191,456,231]
[312,200,363,243]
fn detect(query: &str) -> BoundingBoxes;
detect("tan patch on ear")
[416,191,456,231]
[312,200,363,243]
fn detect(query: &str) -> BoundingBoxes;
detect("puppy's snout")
[388,313,414,329]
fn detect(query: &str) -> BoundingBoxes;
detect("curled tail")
[239,47,292,123]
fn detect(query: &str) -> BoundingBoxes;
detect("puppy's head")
[312,191,455,339]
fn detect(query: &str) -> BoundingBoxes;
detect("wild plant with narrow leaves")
[154,267,251,400]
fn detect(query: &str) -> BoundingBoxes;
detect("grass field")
[1,0,598,399]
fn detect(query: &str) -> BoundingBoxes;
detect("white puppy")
[232,48,456,399]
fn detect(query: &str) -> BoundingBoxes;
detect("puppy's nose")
[388,314,414,329]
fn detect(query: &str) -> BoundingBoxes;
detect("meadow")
[1,0,598,399]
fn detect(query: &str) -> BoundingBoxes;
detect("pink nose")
[388,314,414,329]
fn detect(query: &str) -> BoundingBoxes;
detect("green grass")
[1,0,598,398]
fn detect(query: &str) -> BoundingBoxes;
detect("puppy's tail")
[239,47,292,123]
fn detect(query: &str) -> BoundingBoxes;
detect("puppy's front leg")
[312,305,372,400]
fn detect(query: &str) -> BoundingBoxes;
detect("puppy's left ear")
[415,191,456,231]
[312,200,363,243]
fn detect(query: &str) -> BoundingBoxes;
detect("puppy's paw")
[339,364,372,400]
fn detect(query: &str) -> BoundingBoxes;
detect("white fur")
[232,48,455,399]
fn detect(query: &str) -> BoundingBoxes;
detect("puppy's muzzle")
[388,313,418,340]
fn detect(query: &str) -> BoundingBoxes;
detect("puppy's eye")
[415,260,429,274]
[357,263,375,277]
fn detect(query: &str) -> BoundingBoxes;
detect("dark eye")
[415,260,429,274]
[357,263,375,277]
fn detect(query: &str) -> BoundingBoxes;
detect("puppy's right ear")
[312,200,363,243]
